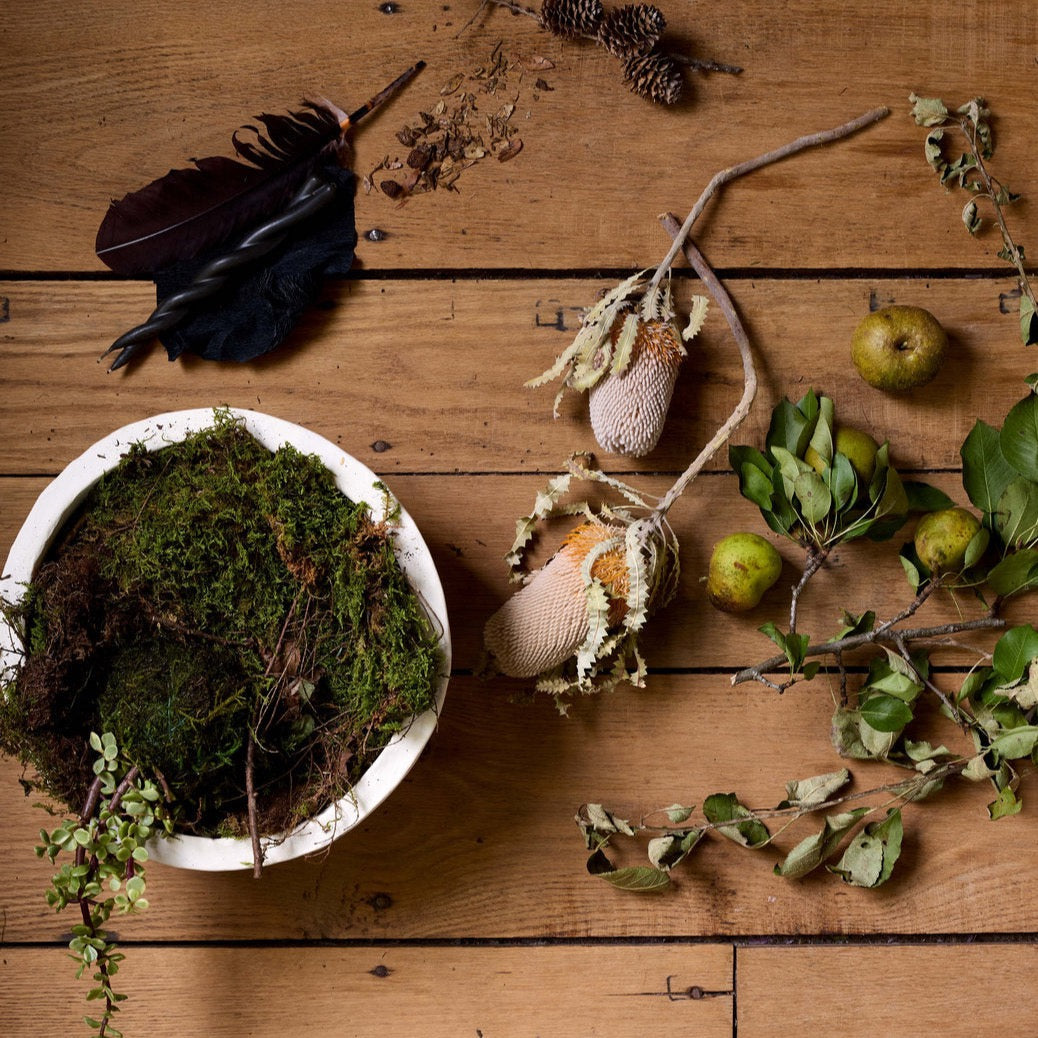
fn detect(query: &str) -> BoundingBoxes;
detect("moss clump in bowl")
[0,411,442,844]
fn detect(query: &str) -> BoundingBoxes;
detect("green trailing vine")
[579,383,1038,891]
[36,732,174,1038]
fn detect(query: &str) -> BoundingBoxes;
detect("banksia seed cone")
[483,522,628,678]
[622,49,684,105]
[540,0,604,38]
[589,316,685,457]
[597,3,666,57]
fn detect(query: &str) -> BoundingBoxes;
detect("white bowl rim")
[0,408,451,871]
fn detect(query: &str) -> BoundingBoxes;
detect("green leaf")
[766,397,815,458]
[1021,295,1038,347]
[988,785,1023,820]
[703,793,770,848]
[992,624,1038,683]
[1000,391,1038,482]
[665,804,694,824]
[781,769,851,808]
[903,480,955,513]
[994,477,1038,547]
[587,851,671,892]
[773,808,868,879]
[648,830,703,870]
[987,548,1038,597]
[961,420,1018,513]
[581,804,636,838]
[827,453,857,512]
[828,809,903,888]
[909,93,949,127]
[989,725,1038,760]
[740,463,778,513]
[860,693,914,732]
[794,470,833,524]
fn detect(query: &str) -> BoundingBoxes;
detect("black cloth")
[153,164,357,362]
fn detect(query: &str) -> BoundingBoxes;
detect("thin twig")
[647,106,890,296]
[731,615,1007,686]
[789,545,830,633]
[955,112,1037,313]
[245,735,262,879]
[651,226,756,521]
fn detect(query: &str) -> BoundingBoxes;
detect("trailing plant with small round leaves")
[36,732,173,1038]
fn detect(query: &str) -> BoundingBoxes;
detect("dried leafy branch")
[910,94,1037,346]
[580,618,1038,891]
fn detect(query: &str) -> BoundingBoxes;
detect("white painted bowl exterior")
[0,409,451,870]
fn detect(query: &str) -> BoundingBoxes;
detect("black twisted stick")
[102,61,425,372]
[102,174,337,371]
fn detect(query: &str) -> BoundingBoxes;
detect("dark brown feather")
[95,102,343,276]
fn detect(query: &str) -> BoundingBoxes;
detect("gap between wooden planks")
[2,2,1036,273]
[0,275,1026,478]
[0,943,734,1038]
[2,674,1035,943]
[3,469,1030,672]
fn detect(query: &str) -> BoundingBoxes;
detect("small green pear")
[914,507,981,573]
[707,532,783,612]
[805,426,879,482]
[851,305,948,391]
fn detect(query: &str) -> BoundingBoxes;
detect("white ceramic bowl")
[0,408,451,870]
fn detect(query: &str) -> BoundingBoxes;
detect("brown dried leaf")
[523,54,556,71]
[441,72,466,95]
[380,179,405,199]
[496,138,523,162]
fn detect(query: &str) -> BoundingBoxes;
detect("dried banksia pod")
[597,3,666,57]
[540,0,604,38]
[482,462,681,703]
[588,315,685,457]
[527,270,708,457]
[483,521,629,679]
[622,49,684,105]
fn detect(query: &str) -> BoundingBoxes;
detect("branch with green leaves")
[733,378,1038,694]
[910,94,1037,345]
[36,733,174,1038]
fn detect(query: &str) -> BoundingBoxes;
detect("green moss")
[0,413,440,835]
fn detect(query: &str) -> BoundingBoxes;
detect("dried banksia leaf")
[589,316,685,457]
[540,0,604,38]
[622,49,684,105]
[597,3,666,57]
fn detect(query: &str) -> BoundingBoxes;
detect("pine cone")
[483,522,628,678]
[622,49,684,105]
[588,316,685,456]
[597,4,666,57]
[540,0,604,38]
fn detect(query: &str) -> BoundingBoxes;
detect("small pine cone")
[622,49,684,105]
[484,522,628,678]
[540,0,604,38]
[597,4,666,57]
[589,317,684,457]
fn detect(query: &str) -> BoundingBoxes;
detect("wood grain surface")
[2,0,1037,1035]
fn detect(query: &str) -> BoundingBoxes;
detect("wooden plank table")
[2,1,1036,1034]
